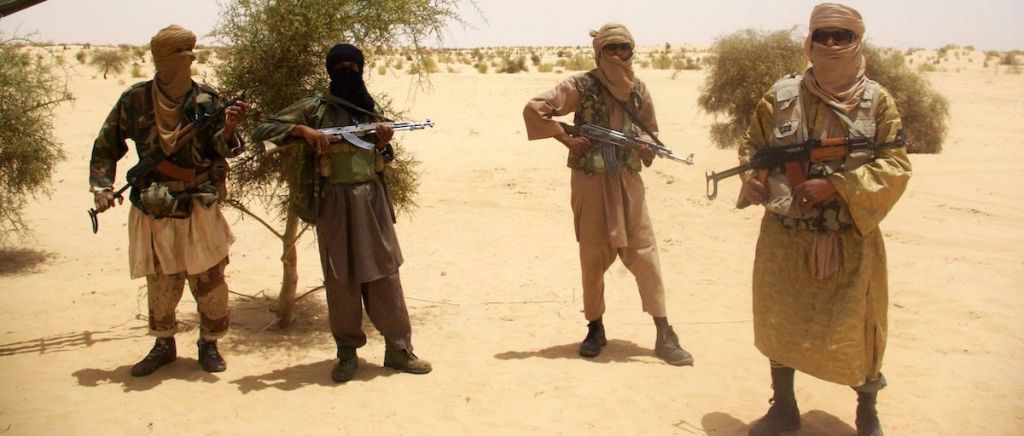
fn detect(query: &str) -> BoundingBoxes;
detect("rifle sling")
[585,72,667,148]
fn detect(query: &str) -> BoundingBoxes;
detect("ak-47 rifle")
[262,118,436,156]
[558,122,695,166]
[88,91,247,233]
[704,129,907,200]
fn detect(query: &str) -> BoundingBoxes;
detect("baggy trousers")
[146,259,229,340]
[579,242,667,321]
[325,271,413,352]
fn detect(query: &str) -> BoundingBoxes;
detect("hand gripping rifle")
[559,122,695,166]
[263,118,436,157]
[704,129,907,200]
[88,91,247,233]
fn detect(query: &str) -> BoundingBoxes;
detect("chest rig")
[570,71,644,174]
[311,95,382,185]
[766,74,880,232]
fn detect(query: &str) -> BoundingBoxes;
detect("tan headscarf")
[150,25,197,155]
[590,23,635,102]
[802,3,867,114]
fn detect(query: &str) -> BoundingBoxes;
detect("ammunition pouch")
[138,171,219,219]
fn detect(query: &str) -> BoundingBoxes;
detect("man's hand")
[92,187,122,212]
[637,143,656,163]
[556,132,590,153]
[293,125,331,155]
[223,100,248,141]
[741,177,768,205]
[375,123,394,149]
[792,178,837,208]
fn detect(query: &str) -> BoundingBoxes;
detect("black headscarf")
[326,43,376,113]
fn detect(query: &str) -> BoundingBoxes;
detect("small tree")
[213,0,469,327]
[0,35,73,242]
[698,29,806,148]
[89,49,128,79]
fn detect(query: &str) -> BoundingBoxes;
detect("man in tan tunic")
[253,44,430,383]
[523,23,692,366]
[90,25,247,376]
[738,4,911,436]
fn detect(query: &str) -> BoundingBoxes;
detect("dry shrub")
[89,49,128,79]
[697,29,806,148]
[563,53,594,71]
[864,45,950,154]
[0,35,73,242]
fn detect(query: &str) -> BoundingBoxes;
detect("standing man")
[738,4,911,436]
[90,25,247,377]
[253,43,431,383]
[522,23,693,366]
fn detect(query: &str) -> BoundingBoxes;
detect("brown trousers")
[325,271,413,351]
[146,259,229,340]
[579,242,667,321]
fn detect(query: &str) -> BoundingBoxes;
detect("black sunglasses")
[811,29,856,45]
[602,43,633,52]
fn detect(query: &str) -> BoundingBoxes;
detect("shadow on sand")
[697,410,857,435]
[494,339,662,365]
[229,358,399,393]
[0,247,55,276]
[72,358,222,392]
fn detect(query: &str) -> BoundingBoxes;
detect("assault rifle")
[704,130,907,200]
[559,122,695,166]
[88,91,246,233]
[263,119,436,154]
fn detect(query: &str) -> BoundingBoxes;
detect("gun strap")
[332,96,393,123]
[585,72,667,148]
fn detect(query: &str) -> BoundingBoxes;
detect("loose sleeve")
[252,97,318,146]
[89,93,131,189]
[735,90,777,208]
[827,88,912,235]
[522,76,580,140]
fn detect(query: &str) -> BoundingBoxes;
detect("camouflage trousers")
[146,259,230,340]
[579,242,667,321]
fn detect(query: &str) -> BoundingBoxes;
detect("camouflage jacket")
[89,80,242,201]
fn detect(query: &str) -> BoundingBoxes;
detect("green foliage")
[863,45,949,154]
[0,36,73,241]
[530,53,541,66]
[409,56,439,74]
[89,49,128,79]
[474,61,488,73]
[212,0,466,217]
[74,49,86,64]
[916,62,937,73]
[537,63,554,73]
[130,62,145,78]
[499,55,526,73]
[697,29,806,148]
[132,45,148,62]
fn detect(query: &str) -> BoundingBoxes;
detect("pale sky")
[1,0,1022,51]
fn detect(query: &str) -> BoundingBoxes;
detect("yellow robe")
[739,82,912,386]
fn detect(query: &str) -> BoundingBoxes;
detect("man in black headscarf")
[253,43,431,383]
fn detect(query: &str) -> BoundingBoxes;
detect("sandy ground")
[1,49,1022,435]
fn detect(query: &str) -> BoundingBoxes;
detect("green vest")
[312,94,379,185]
[570,71,644,174]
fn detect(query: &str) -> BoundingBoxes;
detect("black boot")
[748,366,800,436]
[332,346,358,383]
[197,339,227,373]
[131,337,177,377]
[653,317,694,366]
[855,391,884,436]
[578,318,607,357]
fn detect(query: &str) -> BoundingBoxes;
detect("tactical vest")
[570,71,644,174]
[311,94,382,185]
[766,74,880,232]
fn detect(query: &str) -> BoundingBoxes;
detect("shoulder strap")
[330,95,393,122]
[584,72,666,148]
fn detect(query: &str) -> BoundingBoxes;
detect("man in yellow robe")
[739,4,911,436]
[523,23,692,366]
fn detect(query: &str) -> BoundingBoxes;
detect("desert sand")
[0,47,1022,435]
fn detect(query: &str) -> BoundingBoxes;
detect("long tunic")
[252,94,402,284]
[89,80,240,278]
[523,73,658,248]
[739,81,912,386]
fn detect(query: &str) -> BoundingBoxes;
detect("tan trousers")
[146,259,229,340]
[579,242,667,321]
[325,271,413,351]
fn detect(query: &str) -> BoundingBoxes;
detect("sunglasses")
[602,43,633,52]
[811,29,856,45]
